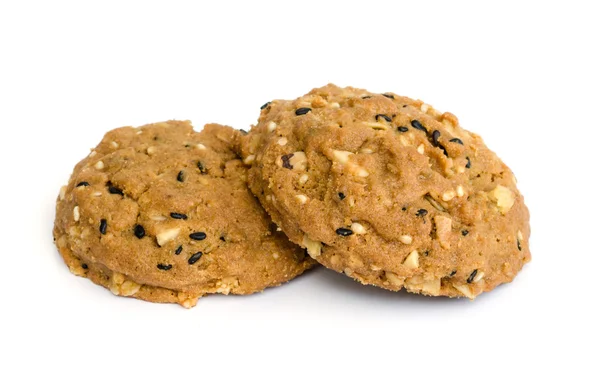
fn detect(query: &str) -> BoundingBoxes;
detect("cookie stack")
[54,84,530,307]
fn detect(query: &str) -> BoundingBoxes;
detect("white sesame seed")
[243,155,256,165]
[92,192,102,197]
[59,186,67,201]
[73,206,80,221]
[351,222,366,235]
[330,102,340,108]
[89,150,97,157]
[442,190,456,201]
[356,168,369,177]
[298,174,309,185]
[417,144,425,154]
[267,121,277,132]
[272,253,280,259]
[277,137,288,146]
[456,185,465,197]
[399,235,413,245]
[146,146,156,155]
[110,141,119,149]
[517,230,524,241]
[403,250,419,269]
[473,271,485,283]
[331,150,352,164]
[136,131,143,135]
[295,194,308,204]
[94,161,104,170]
[196,143,207,150]
[151,215,167,221]
[359,148,374,154]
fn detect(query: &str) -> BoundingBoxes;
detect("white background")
[1,1,598,381]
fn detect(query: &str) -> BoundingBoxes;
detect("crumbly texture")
[240,84,531,299]
[54,121,313,308]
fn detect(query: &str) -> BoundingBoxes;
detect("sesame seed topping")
[298,174,309,185]
[466,157,471,169]
[196,143,207,150]
[189,232,207,241]
[338,192,346,200]
[449,270,457,276]
[177,171,184,182]
[134,225,145,239]
[170,212,188,220]
[432,130,441,146]
[462,230,469,236]
[295,194,308,204]
[417,144,425,154]
[99,219,107,234]
[450,138,464,145]
[76,181,90,187]
[73,206,80,222]
[456,185,465,197]
[382,93,395,99]
[411,120,427,132]
[108,184,124,195]
[467,270,478,283]
[399,235,413,245]
[375,114,392,122]
[281,153,294,169]
[277,137,288,146]
[517,239,522,251]
[157,263,173,271]
[82,263,88,270]
[260,102,271,110]
[295,107,312,116]
[416,209,428,217]
[188,252,203,264]
[351,222,366,235]
[397,126,409,132]
[197,161,207,174]
[94,161,105,170]
[335,228,353,236]
[361,95,372,99]
[175,245,183,255]
[243,155,256,165]
[267,121,277,132]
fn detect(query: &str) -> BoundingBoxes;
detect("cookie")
[54,121,314,307]
[239,84,531,299]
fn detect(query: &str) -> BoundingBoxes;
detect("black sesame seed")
[76,181,90,187]
[295,107,312,116]
[397,126,409,132]
[157,263,173,271]
[411,120,427,132]
[240,129,248,135]
[188,251,203,265]
[416,209,428,217]
[449,270,457,277]
[81,263,88,270]
[175,245,183,255]
[402,207,407,211]
[449,138,464,145]
[134,224,145,239]
[467,269,478,284]
[517,239,522,251]
[99,219,107,235]
[466,157,472,169]
[108,185,124,195]
[361,95,372,99]
[338,192,346,200]
[375,114,392,122]
[462,230,469,236]
[170,212,188,220]
[189,232,207,241]
[432,130,441,146]
[197,161,207,174]
[281,153,294,169]
[260,102,271,110]
[219,236,226,241]
[177,171,184,182]
[382,93,395,99]
[335,228,353,236]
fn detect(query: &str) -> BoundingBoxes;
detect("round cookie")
[240,84,531,299]
[54,121,314,308]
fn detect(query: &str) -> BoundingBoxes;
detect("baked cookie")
[54,121,313,307]
[240,84,530,299]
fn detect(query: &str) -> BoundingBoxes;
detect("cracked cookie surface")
[240,84,530,299]
[54,121,313,307]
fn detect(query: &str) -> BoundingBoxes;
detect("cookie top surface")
[240,84,530,299]
[54,121,313,306]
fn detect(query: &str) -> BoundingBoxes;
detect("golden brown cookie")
[54,121,313,307]
[240,84,531,299]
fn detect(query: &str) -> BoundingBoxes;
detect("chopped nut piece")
[267,121,277,132]
[421,278,441,295]
[109,273,141,296]
[434,215,452,248]
[243,154,256,165]
[417,144,425,154]
[94,161,104,170]
[454,283,475,299]
[355,167,369,177]
[110,141,119,149]
[295,194,308,204]
[399,235,413,245]
[331,149,353,164]
[351,222,366,235]
[298,174,309,185]
[456,185,465,197]
[489,185,515,214]
[73,206,80,222]
[289,151,308,171]
[403,250,419,269]
[216,277,239,294]
[330,102,340,108]
[156,227,180,246]
[302,235,322,258]
[517,230,524,241]
[59,186,67,201]
[386,272,404,286]
[442,190,456,201]
[146,146,156,155]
